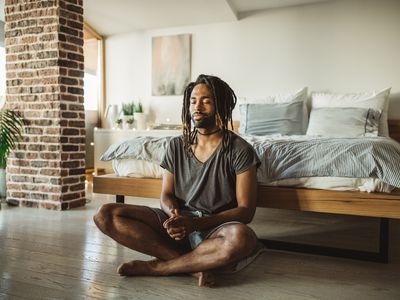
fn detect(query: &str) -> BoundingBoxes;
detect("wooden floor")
[1,183,400,299]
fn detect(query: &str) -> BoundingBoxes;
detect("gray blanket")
[101,135,400,188]
[100,136,173,164]
[246,136,400,188]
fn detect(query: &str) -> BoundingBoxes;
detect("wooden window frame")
[84,22,106,127]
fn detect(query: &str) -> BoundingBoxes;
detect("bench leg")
[116,195,125,203]
[260,217,389,263]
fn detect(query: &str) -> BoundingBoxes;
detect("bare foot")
[117,259,158,276]
[117,260,215,287]
[192,271,216,287]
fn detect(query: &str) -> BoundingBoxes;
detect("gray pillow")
[239,101,305,136]
[306,107,381,137]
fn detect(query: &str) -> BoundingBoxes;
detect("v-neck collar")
[190,140,222,165]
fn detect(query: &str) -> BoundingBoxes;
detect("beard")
[191,113,216,129]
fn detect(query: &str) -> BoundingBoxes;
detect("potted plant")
[134,102,143,114]
[115,118,123,129]
[121,102,134,126]
[134,101,146,130]
[126,117,134,129]
[0,109,24,200]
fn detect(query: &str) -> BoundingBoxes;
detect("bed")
[93,87,400,262]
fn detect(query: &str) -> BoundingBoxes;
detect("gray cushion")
[239,101,305,136]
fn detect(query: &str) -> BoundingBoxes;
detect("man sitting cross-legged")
[94,74,262,287]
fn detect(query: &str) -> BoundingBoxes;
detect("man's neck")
[197,128,221,136]
[195,127,223,145]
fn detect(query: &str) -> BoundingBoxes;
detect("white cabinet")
[94,128,181,174]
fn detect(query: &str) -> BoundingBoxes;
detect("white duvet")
[112,158,393,193]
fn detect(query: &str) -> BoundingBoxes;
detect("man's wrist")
[169,207,180,216]
[161,204,178,217]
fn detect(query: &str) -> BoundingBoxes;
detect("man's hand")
[163,209,195,240]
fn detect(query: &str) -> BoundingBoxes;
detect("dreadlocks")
[181,74,237,155]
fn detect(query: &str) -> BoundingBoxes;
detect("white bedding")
[113,158,164,178]
[112,158,394,193]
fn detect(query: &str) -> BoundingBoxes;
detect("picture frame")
[152,34,191,96]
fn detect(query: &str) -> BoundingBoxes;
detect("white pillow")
[239,87,308,105]
[311,88,391,136]
[306,107,381,137]
[238,87,308,134]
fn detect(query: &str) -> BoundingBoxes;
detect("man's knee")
[219,224,257,262]
[93,203,119,233]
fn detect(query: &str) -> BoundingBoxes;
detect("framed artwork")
[152,34,191,96]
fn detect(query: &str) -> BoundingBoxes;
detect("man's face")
[190,83,216,129]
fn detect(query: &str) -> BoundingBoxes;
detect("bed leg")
[379,218,389,263]
[260,217,390,263]
[116,195,125,203]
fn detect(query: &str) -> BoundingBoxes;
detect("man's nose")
[194,102,203,111]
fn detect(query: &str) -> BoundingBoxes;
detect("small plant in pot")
[0,109,24,200]
[126,117,134,129]
[134,101,146,130]
[134,102,143,114]
[121,102,134,115]
[121,102,134,126]
[115,118,123,129]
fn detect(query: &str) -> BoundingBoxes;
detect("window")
[84,38,100,111]
[83,23,105,169]
[83,23,105,123]
[84,71,99,111]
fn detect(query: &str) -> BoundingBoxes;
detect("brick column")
[4,0,86,209]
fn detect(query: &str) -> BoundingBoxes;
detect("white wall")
[105,0,400,125]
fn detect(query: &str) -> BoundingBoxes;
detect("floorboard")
[0,183,399,299]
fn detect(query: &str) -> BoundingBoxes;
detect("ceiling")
[0,0,333,36]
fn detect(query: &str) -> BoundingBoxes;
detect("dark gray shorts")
[149,207,241,250]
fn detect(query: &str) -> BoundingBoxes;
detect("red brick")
[5,0,85,210]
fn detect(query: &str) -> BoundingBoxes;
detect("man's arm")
[164,166,258,234]
[160,169,179,217]
[161,169,190,240]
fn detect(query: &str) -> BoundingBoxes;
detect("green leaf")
[0,109,24,168]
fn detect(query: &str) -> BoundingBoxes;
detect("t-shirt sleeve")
[233,143,261,175]
[160,138,176,174]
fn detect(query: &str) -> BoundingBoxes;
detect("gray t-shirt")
[160,132,260,214]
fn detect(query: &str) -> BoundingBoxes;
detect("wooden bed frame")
[93,120,400,262]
